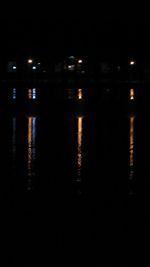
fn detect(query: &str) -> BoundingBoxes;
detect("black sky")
[1,13,150,61]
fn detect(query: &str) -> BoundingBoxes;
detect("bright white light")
[32,66,36,70]
[32,88,36,99]
[78,59,83,64]
[28,88,37,99]
[130,61,135,65]
[28,59,33,64]
[68,65,72,69]
[12,66,16,69]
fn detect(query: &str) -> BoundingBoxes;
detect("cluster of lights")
[28,88,37,99]
[67,57,83,71]
[10,57,137,70]
[27,59,40,71]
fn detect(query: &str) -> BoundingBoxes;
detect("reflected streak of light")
[12,88,16,99]
[27,117,36,187]
[130,88,135,101]
[78,88,83,100]
[32,88,36,99]
[28,89,32,99]
[129,114,135,180]
[28,88,37,99]
[77,116,83,179]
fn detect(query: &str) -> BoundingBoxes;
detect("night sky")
[1,10,150,61]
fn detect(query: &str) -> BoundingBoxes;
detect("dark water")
[1,84,150,265]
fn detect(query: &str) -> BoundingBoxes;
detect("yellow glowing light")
[27,117,36,180]
[78,89,83,100]
[28,117,32,177]
[28,89,32,99]
[130,88,135,100]
[129,114,135,180]
[28,59,33,64]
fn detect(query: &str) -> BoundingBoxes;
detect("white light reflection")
[28,88,37,100]
[129,114,135,181]
[77,116,83,181]
[12,88,16,99]
[27,116,36,190]
[32,88,36,99]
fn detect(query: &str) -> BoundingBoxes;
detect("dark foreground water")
[1,84,150,265]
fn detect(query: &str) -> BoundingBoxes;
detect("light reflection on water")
[130,88,135,101]
[77,115,83,182]
[27,116,37,190]
[28,88,37,99]
[129,112,135,195]
[129,114,135,175]
[4,84,144,199]
[12,88,16,100]
[129,88,135,187]
[77,89,83,100]
[66,88,83,100]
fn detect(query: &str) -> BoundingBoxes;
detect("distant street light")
[129,61,135,66]
[78,59,83,64]
[28,59,33,64]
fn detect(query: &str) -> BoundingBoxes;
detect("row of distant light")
[12,58,83,70]
[12,58,135,70]
[13,87,135,101]
[27,58,83,64]
[27,59,41,70]
[69,58,136,66]
[28,59,135,69]
[68,59,83,69]
[12,88,37,99]
[12,59,41,70]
